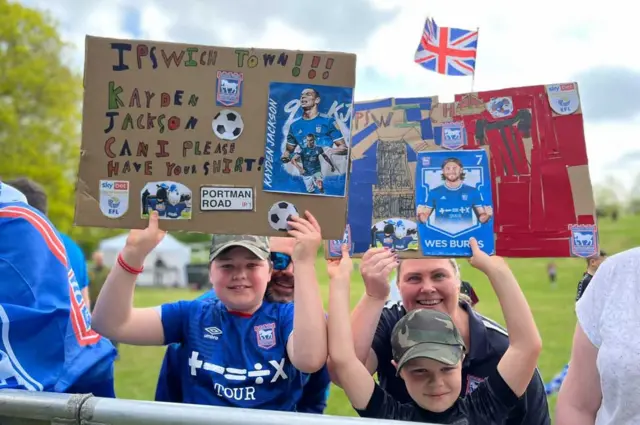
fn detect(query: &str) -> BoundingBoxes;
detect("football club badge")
[99,180,129,219]
[441,122,466,150]
[546,83,580,115]
[421,156,431,166]
[254,323,277,350]
[466,375,486,395]
[215,71,244,107]
[328,224,354,257]
[485,96,514,118]
[569,224,598,258]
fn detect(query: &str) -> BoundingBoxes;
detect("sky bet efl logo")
[101,181,128,191]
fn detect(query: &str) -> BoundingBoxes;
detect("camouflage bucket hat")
[209,234,270,263]
[391,309,466,375]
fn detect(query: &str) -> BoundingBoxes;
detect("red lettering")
[105,137,116,158]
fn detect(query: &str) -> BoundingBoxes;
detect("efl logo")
[68,269,101,346]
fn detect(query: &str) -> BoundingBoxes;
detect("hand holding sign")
[289,211,323,264]
[327,244,354,280]
[467,237,508,275]
[360,247,397,300]
[123,211,167,267]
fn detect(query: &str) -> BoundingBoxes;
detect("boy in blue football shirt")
[155,236,331,413]
[92,210,328,410]
[0,182,117,396]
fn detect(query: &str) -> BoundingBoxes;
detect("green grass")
[113,215,640,419]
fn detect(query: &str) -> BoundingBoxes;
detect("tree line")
[0,0,211,256]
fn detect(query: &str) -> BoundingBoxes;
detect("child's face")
[209,247,271,313]
[397,357,463,413]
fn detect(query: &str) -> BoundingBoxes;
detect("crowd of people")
[1,177,636,424]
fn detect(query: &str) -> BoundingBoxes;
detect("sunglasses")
[270,252,292,271]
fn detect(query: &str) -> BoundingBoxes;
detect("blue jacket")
[0,196,116,396]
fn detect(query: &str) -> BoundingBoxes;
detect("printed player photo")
[141,181,192,220]
[262,82,353,198]
[416,157,493,235]
[280,87,348,163]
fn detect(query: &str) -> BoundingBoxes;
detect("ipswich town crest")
[441,122,466,150]
[569,224,598,258]
[254,322,277,350]
[216,71,244,107]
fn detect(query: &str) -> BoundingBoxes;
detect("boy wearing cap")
[91,211,327,410]
[327,239,542,423]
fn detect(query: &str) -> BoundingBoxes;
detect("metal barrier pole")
[80,396,416,425]
[0,389,88,424]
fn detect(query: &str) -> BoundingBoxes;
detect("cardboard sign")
[326,83,596,258]
[75,36,356,239]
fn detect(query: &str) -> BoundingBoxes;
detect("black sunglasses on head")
[270,252,292,271]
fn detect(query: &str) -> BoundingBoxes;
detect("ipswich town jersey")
[0,196,116,395]
[287,114,344,149]
[159,298,308,410]
[426,184,484,231]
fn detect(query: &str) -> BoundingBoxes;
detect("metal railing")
[0,390,431,425]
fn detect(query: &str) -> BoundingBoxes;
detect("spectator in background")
[575,250,606,301]
[460,280,479,306]
[155,236,331,414]
[0,182,117,396]
[547,261,557,287]
[6,178,91,307]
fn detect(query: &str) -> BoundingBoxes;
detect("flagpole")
[471,26,479,92]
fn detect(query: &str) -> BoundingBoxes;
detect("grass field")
[113,215,640,420]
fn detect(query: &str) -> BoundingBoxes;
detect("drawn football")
[268,201,299,232]
[212,109,244,141]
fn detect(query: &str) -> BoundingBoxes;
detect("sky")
[18,0,640,190]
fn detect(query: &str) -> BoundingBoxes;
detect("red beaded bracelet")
[117,252,144,275]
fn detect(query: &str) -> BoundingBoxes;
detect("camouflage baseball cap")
[209,234,270,262]
[391,309,466,375]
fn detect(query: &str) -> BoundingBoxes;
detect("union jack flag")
[414,18,478,77]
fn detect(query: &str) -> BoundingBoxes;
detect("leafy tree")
[0,0,81,233]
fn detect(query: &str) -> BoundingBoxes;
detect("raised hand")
[123,211,167,265]
[467,237,508,274]
[360,247,398,300]
[327,243,354,280]
[288,211,322,264]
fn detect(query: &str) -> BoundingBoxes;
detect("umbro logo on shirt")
[204,326,222,340]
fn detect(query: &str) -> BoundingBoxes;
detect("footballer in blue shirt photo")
[263,82,354,197]
[416,150,495,257]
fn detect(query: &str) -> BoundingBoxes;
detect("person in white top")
[556,247,640,425]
